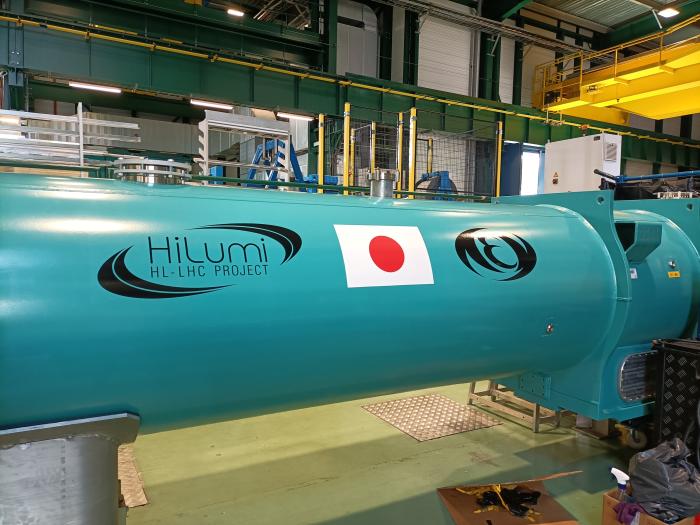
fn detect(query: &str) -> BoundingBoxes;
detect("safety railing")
[0,104,140,167]
[533,12,700,110]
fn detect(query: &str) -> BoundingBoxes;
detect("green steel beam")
[512,17,524,105]
[478,33,500,101]
[323,0,338,73]
[482,0,534,20]
[12,0,324,69]
[75,0,321,43]
[519,15,597,44]
[29,83,204,120]
[403,10,419,85]
[597,0,700,47]
[376,4,393,81]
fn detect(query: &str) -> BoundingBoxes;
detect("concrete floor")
[128,383,630,525]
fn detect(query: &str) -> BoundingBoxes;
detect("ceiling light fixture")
[0,115,20,126]
[658,7,679,17]
[227,7,245,17]
[277,112,314,122]
[68,81,122,94]
[190,99,234,111]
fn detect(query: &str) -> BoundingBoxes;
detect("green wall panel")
[415,100,442,130]
[348,88,383,122]
[528,119,550,145]
[381,93,412,115]
[0,23,9,64]
[444,105,472,133]
[26,0,86,21]
[90,41,150,86]
[23,28,90,77]
[690,149,700,168]
[550,125,572,142]
[151,54,200,94]
[645,141,658,163]
[504,115,527,143]
[200,62,253,103]
[473,110,497,123]
[254,70,296,109]
[659,142,673,164]
[298,78,337,116]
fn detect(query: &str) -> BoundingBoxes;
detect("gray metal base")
[0,413,139,525]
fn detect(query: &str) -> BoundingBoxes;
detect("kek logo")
[454,228,536,281]
[98,223,301,299]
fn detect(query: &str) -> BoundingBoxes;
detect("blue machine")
[417,171,456,199]
[247,138,339,192]
[208,165,224,184]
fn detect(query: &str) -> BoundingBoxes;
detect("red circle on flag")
[369,236,405,273]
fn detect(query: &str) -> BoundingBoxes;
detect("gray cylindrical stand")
[0,413,139,525]
[368,169,397,199]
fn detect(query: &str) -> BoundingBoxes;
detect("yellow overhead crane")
[533,14,700,124]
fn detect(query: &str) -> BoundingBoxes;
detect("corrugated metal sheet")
[417,16,475,96]
[536,0,674,28]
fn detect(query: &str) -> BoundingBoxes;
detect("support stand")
[0,413,139,525]
[467,381,560,433]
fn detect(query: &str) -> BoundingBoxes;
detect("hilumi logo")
[455,228,536,281]
[98,223,301,299]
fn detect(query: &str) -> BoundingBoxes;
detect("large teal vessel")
[1,173,698,432]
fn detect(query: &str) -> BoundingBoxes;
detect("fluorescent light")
[658,7,679,17]
[68,81,122,94]
[227,8,245,16]
[0,115,20,126]
[277,112,314,122]
[190,99,234,111]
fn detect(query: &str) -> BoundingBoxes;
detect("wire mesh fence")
[320,109,402,190]
[316,106,498,198]
[415,121,498,196]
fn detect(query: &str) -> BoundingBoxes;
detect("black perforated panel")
[654,339,700,464]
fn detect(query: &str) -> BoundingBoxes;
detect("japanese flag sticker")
[334,225,434,288]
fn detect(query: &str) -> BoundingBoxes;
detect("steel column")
[317,113,325,194]
[343,102,350,195]
[408,107,417,199]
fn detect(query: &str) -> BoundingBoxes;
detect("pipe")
[620,170,700,183]
[595,168,700,184]
[189,174,490,200]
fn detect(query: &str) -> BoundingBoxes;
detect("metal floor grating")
[362,393,501,442]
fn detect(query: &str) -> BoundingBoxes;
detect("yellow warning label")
[668,271,681,279]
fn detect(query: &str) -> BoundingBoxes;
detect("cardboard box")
[602,489,697,525]
[438,472,580,525]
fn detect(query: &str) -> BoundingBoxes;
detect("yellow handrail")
[317,114,325,194]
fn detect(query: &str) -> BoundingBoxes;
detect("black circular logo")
[455,228,536,281]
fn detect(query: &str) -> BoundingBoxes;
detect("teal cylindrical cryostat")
[0,174,658,432]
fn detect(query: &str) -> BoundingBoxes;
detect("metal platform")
[362,393,501,442]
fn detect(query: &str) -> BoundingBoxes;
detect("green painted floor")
[128,383,630,525]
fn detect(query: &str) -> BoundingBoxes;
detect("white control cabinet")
[543,133,622,193]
